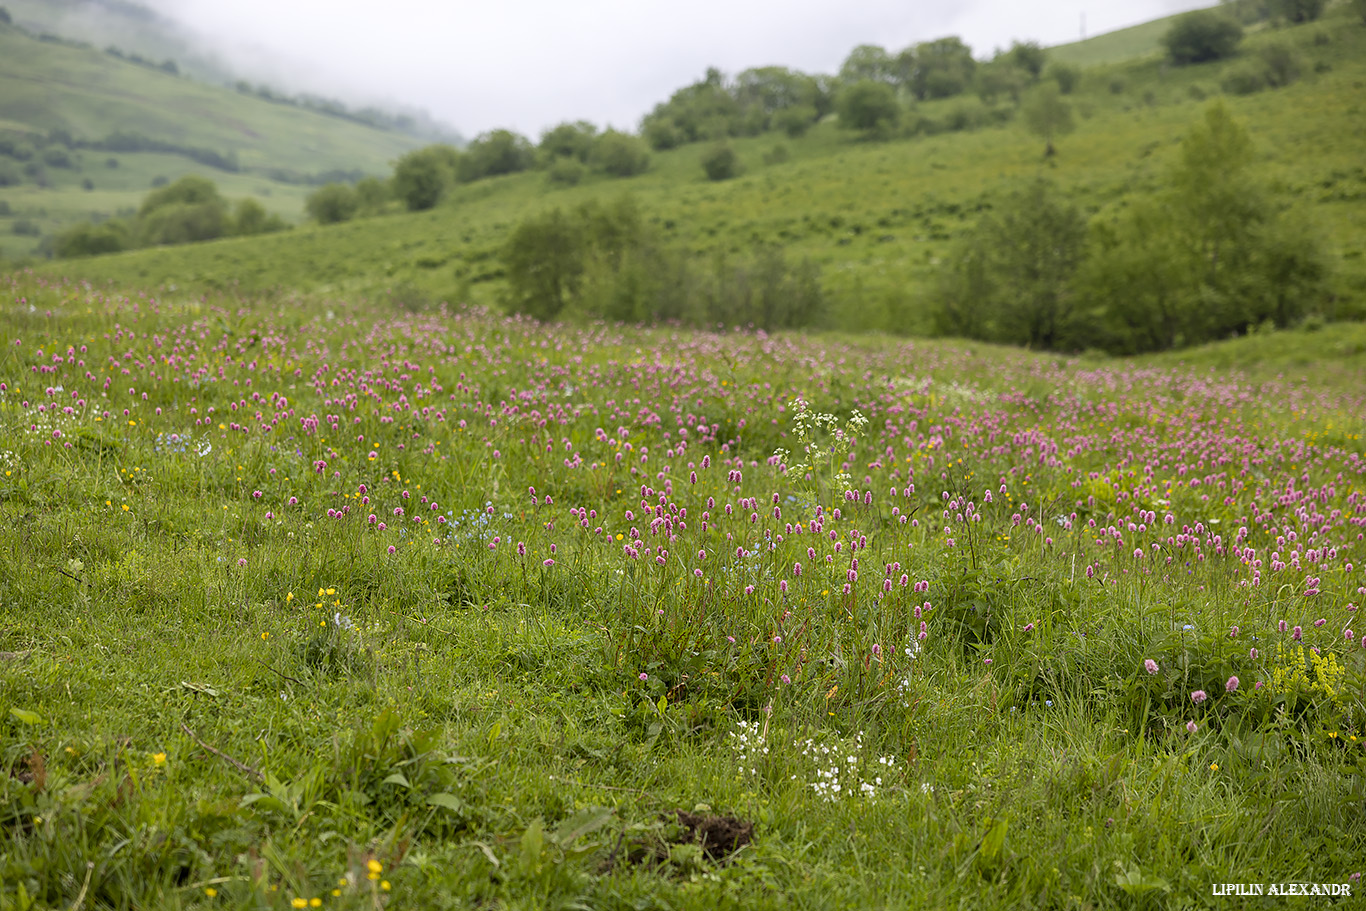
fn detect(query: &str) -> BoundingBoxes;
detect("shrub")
[1354,0,1366,23]
[775,105,819,138]
[231,198,286,236]
[701,143,740,181]
[1221,65,1266,95]
[41,147,72,168]
[1048,63,1081,94]
[762,144,789,166]
[1162,11,1243,64]
[54,221,130,258]
[392,145,458,211]
[590,130,650,177]
[305,183,359,224]
[546,159,584,187]
[1257,42,1301,88]
[501,208,586,320]
[354,177,389,215]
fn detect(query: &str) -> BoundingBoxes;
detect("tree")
[734,66,829,120]
[392,144,457,211]
[458,130,534,182]
[839,45,896,84]
[1021,83,1074,156]
[975,60,1028,105]
[836,80,900,135]
[1162,11,1243,65]
[305,183,359,224]
[908,37,977,100]
[933,180,1089,349]
[1002,41,1047,80]
[1354,0,1366,23]
[640,68,743,149]
[539,121,597,163]
[590,130,650,177]
[1085,103,1330,350]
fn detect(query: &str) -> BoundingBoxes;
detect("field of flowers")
[1,273,1364,909]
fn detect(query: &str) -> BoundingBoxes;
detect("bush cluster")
[501,198,823,330]
[933,104,1330,354]
[54,175,286,258]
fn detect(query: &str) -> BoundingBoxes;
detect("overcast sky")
[143,0,1215,138]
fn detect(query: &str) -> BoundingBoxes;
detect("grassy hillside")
[35,4,1366,336]
[1047,8,1208,67]
[0,19,433,259]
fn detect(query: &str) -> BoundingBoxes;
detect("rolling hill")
[0,13,452,259]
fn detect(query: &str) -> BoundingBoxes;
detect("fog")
[138,0,1216,138]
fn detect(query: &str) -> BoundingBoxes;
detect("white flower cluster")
[795,731,895,802]
[729,719,769,777]
[729,721,898,802]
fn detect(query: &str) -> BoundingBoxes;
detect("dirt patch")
[673,810,753,860]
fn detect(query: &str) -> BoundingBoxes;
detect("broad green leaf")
[427,792,463,812]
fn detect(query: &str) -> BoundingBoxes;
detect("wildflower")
[1023,622,1035,633]
[1225,676,1239,692]
[1190,690,1207,704]
[1186,720,1198,734]
[639,672,648,681]
[1144,659,1158,675]
[205,888,217,897]
[153,752,166,765]
[292,900,307,909]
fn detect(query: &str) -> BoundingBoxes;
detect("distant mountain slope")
[0,22,424,178]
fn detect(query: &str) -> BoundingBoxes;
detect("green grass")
[1,271,1364,909]
[1048,11,1193,67]
[32,5,1366,335]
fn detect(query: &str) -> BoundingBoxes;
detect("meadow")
[1,272,1363,909]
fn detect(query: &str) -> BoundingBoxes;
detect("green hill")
[1048,11,1202,67]
[0,17,441,259]
[23,4,1366,340]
